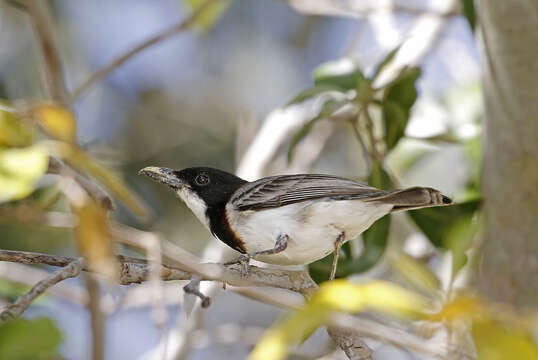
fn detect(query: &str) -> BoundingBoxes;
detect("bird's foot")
[224,254,251,277]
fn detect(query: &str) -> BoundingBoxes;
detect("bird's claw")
[225,254,251,277]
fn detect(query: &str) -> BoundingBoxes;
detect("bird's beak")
[139,167,186,190]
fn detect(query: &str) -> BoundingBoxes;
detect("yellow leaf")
[0,145,48,202]
[73,200,118,282]
[187,0,231,31]
[250,280,428,360]
[473,319,538,360]
[56,143,150,219]
[0,107,33,147]
[32,103,77,143]
[428,295,482,323]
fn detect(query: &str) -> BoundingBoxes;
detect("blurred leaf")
[313,60,367,90]
[371,45,401,81]
[0,145,49,203]
[429,295,538,359]
[286,84,345,105]
[428,294,482,323]
[32,103,77,143]
[383,100,407,150]
[461,0,476,31]
[368,161,393,190]
[186,0,231,31]
[250,280,427,360]
[384,67,420,110]
[392,252,440,294]
[73,200,118,282]
[0,108,33,147]
[382,67,420,150]
[58,144,149,219]
[445,214,479,277]
[473,319,538,360]
[348,214,390,273]
[408,199,481,248]
[287,99,347,163]
[0,317,62,359]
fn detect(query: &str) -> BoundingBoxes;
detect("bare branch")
[0,249,316,293]
[84,274,104,360]
[0,258,84,321]
[67,0,219,104]
[26,0,67,103]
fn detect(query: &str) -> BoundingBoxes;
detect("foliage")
[284,47,483,284]
[0,317,62,360]
[250,280,427,360]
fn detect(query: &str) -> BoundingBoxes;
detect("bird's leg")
[330,232,345,280]
[225,234,289,276]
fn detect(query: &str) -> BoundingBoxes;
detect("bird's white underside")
[225,200,392,265]
[176,187,393,266]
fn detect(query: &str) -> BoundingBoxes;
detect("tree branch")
[26,0,68,103]
[67,0,219,104]
[0,249,316,293]
[0,258,84,321]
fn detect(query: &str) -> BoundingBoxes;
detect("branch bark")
[478,0,538,306]
[0,258,84,321]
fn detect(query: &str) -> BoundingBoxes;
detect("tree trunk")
[478,0,538,306]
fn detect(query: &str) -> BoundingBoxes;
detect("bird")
[140,166,452,279]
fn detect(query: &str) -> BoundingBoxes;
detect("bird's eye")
[195,174,210,186]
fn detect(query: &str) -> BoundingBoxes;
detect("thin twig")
[330,314,452,360]
[361,105,383,162]
[349,110,372,173]
[84,273,104,360]
[26,0,67,103]
[0,258,84,321]
[67,0,218,104]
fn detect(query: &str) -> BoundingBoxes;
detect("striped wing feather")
[230,174,387,211]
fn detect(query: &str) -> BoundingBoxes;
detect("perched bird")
[140,166,452,279]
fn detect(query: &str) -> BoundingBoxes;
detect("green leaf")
[372,45,402,81]
[445,214,480,277]
[383,100,407,150]
[0,317,62,359]
[349,214,390,272]
[0,145,49,203]
[287,99,347,163]
[186,0,231,31]
[384,67,420,111]
[313,60,367,90]
[381,67,420,150]
[286,84,345,106]
[461,0,476,31]
[408,199,481,248]
[367,161,393,190]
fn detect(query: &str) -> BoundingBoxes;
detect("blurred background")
[0,0,505,359]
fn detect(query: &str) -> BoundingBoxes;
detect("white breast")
[225,199,393,265]
[176,187,210,230]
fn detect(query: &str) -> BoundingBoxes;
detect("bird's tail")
[368,186,452,212]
